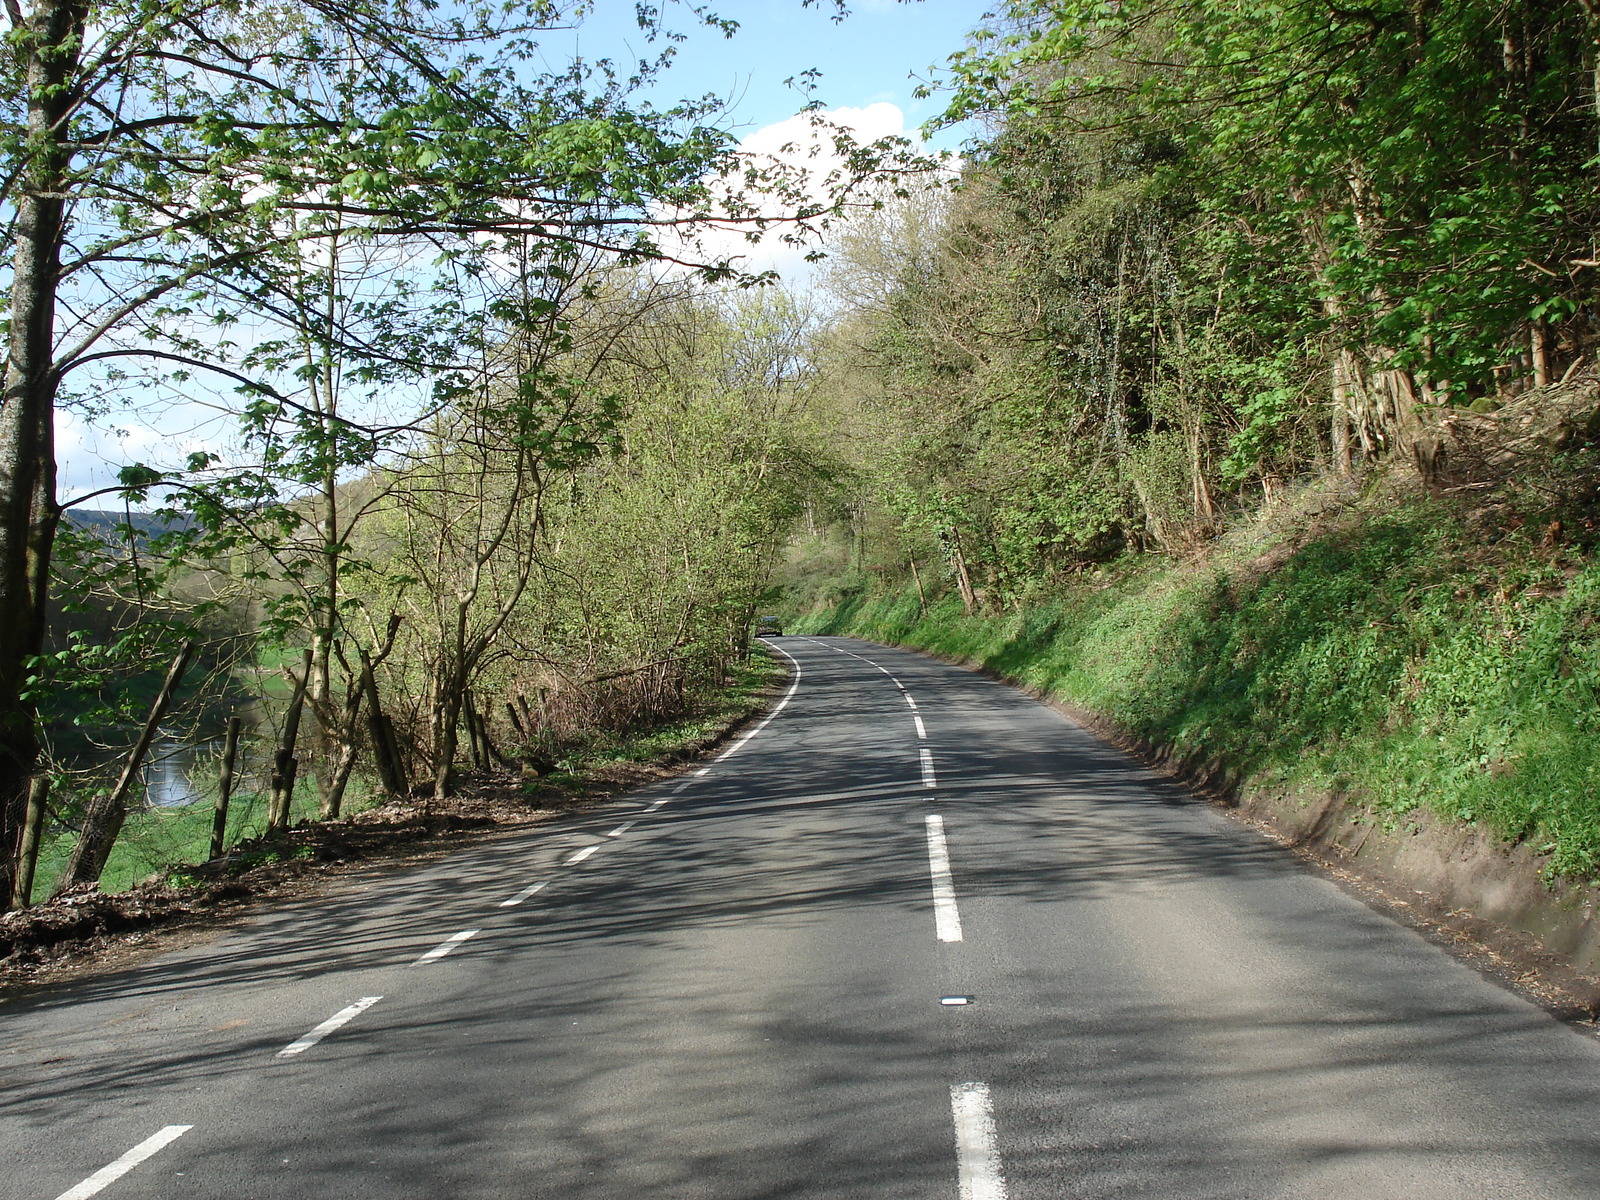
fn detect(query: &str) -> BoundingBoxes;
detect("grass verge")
[527,648,783,790]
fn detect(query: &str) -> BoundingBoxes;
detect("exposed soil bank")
[845,634,1600,1022]
[1065,690,1600,1022]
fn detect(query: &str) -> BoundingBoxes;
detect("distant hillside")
[64,509,195,542]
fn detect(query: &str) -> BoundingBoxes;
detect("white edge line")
[951,1082,1006,1200]
[54,1125,194,1200]
[925,814,964,943]
[500,881,547,907]
[566,845,599,865]
[412,929,479,965]
[277,995,383,1058]
[711,644,803,764]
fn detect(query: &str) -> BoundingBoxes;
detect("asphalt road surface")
[6,635,1600,1200]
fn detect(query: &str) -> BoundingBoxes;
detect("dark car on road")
[755,615,784,637]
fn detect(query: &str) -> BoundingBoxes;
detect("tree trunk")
[947,528,977,616]
[211,717,242,860]
[1130,474,1173,551]
[1189,423,1216,523]
[361,652,410,799]
[10,776,49,909]
[505,700,528,741]
[319,740,361,820]
[473,708,511,768]
[308,233,343,815]
[1169,311,1215,523]
[431,680,465,800]
[1581,0,1600,160]
[318,674,365,820]
[1331,350,1356,478]
[1106,222,1131,456]
[378,712,410,795]
[0,0,83,912]
[1384,367,1428,459]
[908,555,929,617]
[463,690,484,770]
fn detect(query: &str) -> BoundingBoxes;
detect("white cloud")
[57,402,238,506]
[661,101,931,287]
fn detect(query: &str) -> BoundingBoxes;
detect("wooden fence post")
[211,716,242,860]
[267,650,313,831]
[360,650,410,799]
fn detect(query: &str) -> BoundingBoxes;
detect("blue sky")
[553,0,985,149]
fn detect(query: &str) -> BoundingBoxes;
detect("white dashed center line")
[54,1125,193,1200]
[913,713,927,740]
[951,1082,1006,1200]
[412,929,479,965]
[920,747,937,788]
[500,881,547,908]
[278,996,383,1058]
[607,821,635,837]
[646,798,669,810]
[924,814,964,943]
[566,845,599,865]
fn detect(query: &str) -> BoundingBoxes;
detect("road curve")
[5,635,1600,1199]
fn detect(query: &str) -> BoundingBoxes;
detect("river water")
[74,731,266,809]
[142,738,248,807]
[143,740,199,806]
